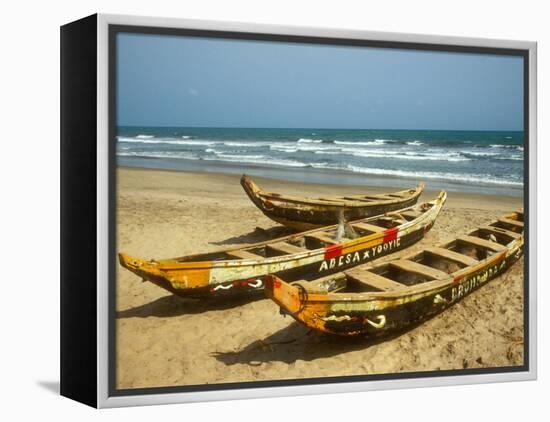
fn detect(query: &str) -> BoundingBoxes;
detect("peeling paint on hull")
[119,192,447,298]
[241,175,425,231]
[266,211,524,336]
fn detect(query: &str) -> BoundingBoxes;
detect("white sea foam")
[270,142,340,153]
[297,138,323,143]
[118,148,521,187]
[213,153,265,160]
[496,155,523,161]
[350,150,470,162]
[313,146,470,162]
[223,141,272,147]
[334,139,387,146]
[343,165,522,186]
[461,151,500,157]
[118,137,218,146]
[117,151,200,160]
[203,155,308,167]
[298,144,341,152]
[271,145,299,153]
[490,144,523,150]
[117,131,522,189]
[314,150,342,155]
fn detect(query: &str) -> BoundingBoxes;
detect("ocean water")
[117,127,524,197]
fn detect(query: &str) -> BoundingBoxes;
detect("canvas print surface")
[114,31,525,391]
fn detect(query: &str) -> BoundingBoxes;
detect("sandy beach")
[115,167,524,390]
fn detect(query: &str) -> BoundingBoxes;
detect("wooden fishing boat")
[241,175,425,230]
[118,191,446,298]
[265,210,524,336]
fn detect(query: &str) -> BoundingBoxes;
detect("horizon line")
[117,125,524,132]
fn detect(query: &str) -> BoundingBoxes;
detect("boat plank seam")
[458,235,507,252]
[226,250,263,260]
[424,247,479,267]
[267,242,309,255]
[346,269,408,292]
[389,259,450,281]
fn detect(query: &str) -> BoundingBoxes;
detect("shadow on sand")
[117,293,265,319]
[210,226,296,246]
[36,380,60,395]
[212,319,427,365]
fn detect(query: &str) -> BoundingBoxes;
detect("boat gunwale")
[274,213,523,304]
[250,179,425,209]
[148,191,446,271]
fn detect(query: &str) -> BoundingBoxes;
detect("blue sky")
[117,33,524,131]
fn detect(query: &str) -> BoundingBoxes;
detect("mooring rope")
[288,283,309,317]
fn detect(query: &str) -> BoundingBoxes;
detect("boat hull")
[119,192,446,298]
[241,175,424,231]
[262,198,421,231]
[265,236,523,336]
[119,218,434,298]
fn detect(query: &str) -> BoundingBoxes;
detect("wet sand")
[115,167,524,389]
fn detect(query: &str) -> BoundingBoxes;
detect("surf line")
[319,238,401,272]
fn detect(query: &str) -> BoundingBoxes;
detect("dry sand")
[115,167,524,389]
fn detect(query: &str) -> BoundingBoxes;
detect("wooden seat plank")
[351,222,385,233]
[497,217,524,229]
[317,197,346,202]
[480,225,521,240]
[383,217,407,225]
[267,241,308,255]
[515,210,524,220]
[305,231,338,245]
[378,216,403,223]
[342,197,374,202]
[346,268,408,292]
[292,275,347,293]
[359,195,394,201]
[227,250,264,260]
[258,192,344,206]
[369,194,397,200]
[425,247,479,267]
[401,210,422,219]
[457,235,507,252]
[390,260,449,281]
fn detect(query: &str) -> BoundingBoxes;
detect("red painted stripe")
[452,275,464,285]
[324,244,343,260]
[383,227,398,242]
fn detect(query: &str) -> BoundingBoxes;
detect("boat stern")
[118,253,217,295]
[240,174,269,211]
[435,190,447,206]
[240,174,260,194]
[264,275,303,316]
[118,253,164,281]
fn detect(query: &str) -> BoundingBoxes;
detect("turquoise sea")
[117,127,524,197]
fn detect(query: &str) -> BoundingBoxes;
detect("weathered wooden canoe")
[241,175,425,230]
[118,191,446,298]
[265,210,524,336]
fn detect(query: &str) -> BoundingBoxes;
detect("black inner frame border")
[108,24,530,398]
